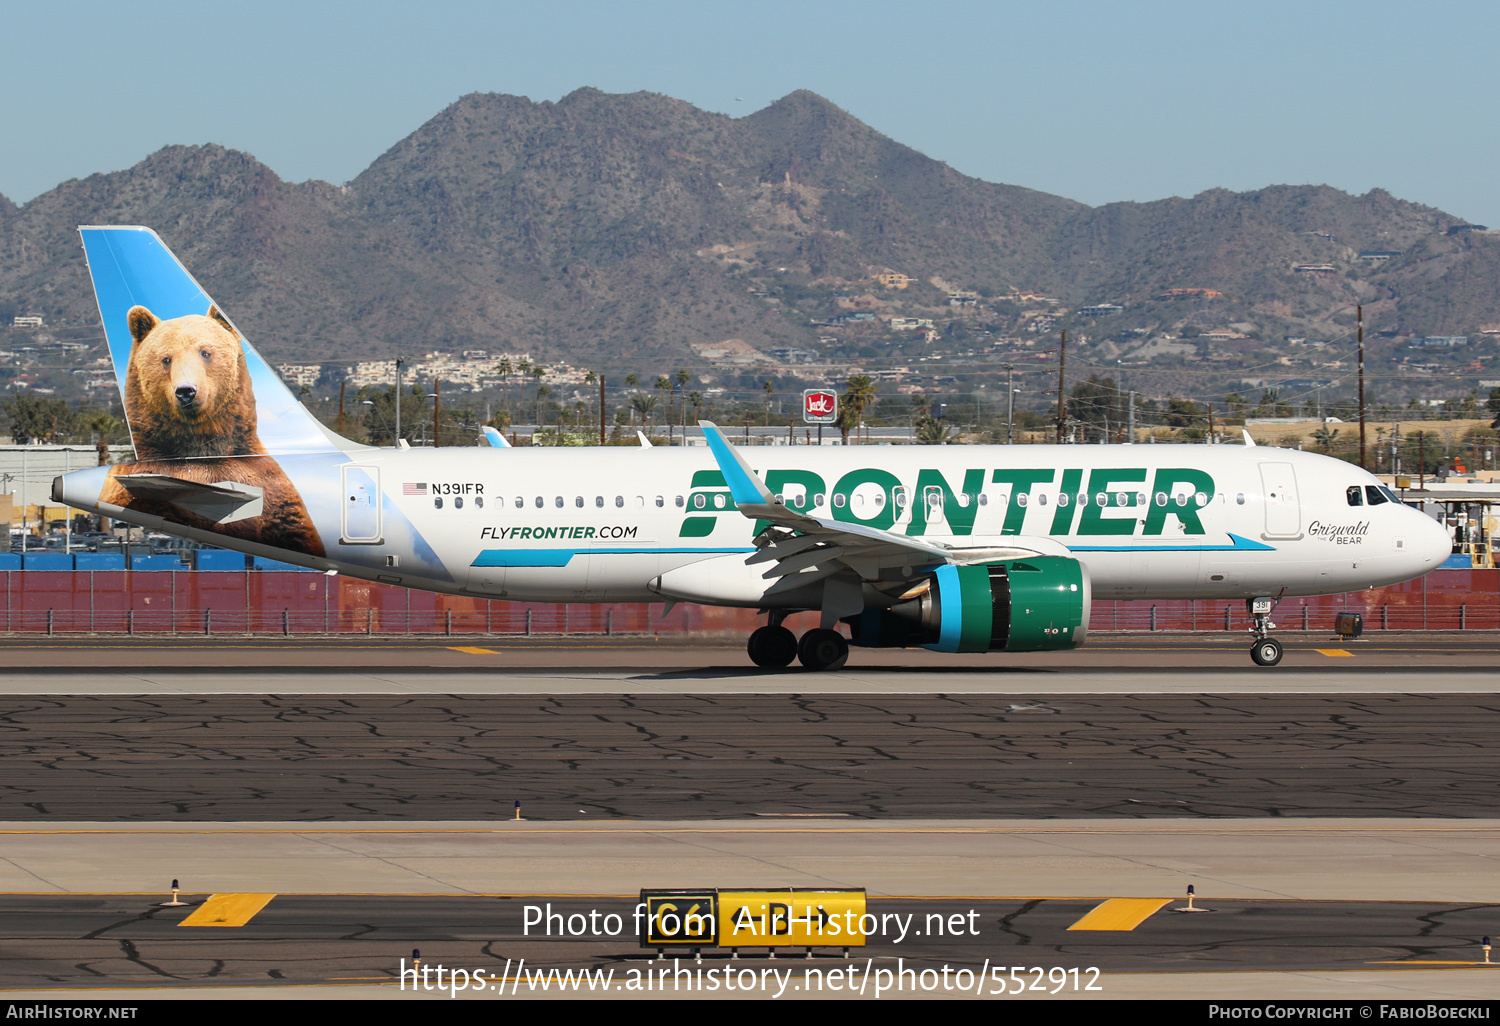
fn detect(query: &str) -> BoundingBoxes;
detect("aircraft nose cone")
[1412,509,1453,569]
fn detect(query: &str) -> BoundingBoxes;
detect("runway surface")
[0,692,1498,820]
[4,891,1500,991]
[0,631,1494,675]
[1,634,1495,999]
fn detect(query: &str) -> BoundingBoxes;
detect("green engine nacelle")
[846,557,1091,653]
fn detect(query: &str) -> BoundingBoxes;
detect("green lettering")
[1049,468,1083,535]
[990,469,1055,535]
[756,469,827,532]
[908,468,987,536]
[1143,469,1216,535]
[832,468,901,530]
[1076,468,1147,536]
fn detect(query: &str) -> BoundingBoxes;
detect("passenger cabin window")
[655,495,664,508]
[555,496,564,508]
[595,496,604,508]
[1236,493,1246,505]
[434,497,443,509]
[534,496,543,509]
[675,495,684,507]
[1365,485,1389,506]
[575,496,584,508]
[1347,486,1364,506]
[475,496,483,509]
[615,496,624,508]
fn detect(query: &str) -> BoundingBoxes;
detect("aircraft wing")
[698,421,1056,595]
[112,473,265,524]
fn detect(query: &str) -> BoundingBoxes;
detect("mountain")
[0,88,1494,390]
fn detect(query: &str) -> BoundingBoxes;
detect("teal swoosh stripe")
[473,547,754,568]
[1068,532,1275,553]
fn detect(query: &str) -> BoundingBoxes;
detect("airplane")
[51,226,1453,669]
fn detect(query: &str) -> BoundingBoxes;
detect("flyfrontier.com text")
[399,958,1104,997]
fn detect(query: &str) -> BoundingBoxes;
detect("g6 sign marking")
[641,892,717,946]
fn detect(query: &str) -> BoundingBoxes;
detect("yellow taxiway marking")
[1315,648,1355,657]
[1067,898,1170,931]
[179,893,276,927]
[1370,960,1500,966]
[449,646,500,655]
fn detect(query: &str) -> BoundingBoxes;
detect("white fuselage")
[231,441,1449,606]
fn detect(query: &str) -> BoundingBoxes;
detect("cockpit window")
[1365,485,1389,506]
[1346,486,1364,506]
[1380,485,1402,504]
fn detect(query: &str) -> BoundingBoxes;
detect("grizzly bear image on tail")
[98,304,325,557]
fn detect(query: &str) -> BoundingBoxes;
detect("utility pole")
[599,375,606,445]
[394,357,405,447]
[1127,390,1136,444]
[1005,364,1014,444]
[432,379,440,448]
[1357,304,1367,469]
[1054,330,1067,444]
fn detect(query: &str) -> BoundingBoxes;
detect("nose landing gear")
[1247,596,1283,666]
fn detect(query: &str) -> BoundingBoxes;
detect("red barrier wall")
[0,569,1492,635]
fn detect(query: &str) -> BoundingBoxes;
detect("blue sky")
[3,0,1497,223]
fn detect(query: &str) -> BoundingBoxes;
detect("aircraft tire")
[747,625,797,668]
[797,628,849,672]
[1249,638,1284,667]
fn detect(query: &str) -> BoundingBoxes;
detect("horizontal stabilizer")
[113,473,265,524]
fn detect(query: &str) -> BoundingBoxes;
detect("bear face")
[124,305,264,460]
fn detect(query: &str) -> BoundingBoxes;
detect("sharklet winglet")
[699,421,775,506]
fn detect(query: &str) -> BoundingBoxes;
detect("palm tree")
[532,366,548,426]
[688,390,703,427]
[497,356,513,419]
[837,374,877,444]
[914,413,955,445]
[674,368,690,442]
[536,384,552,434]
[631,393,658,431]
[763,380,775,426]
[655,376,672,441]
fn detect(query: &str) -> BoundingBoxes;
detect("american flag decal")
[403,482,428,496]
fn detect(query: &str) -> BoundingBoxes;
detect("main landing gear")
[1246,596,1283,667]
[747,616,849,671]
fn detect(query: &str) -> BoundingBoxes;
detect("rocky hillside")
[0,88,1493,380]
